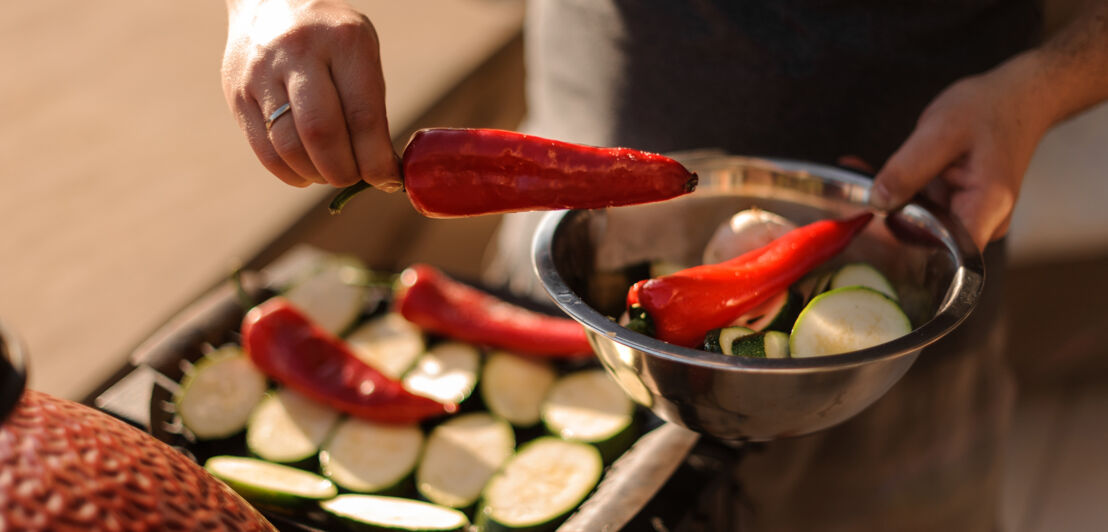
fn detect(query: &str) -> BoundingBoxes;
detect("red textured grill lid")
[0,322,275,531]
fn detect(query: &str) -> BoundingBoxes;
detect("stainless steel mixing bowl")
[531,152,984,441]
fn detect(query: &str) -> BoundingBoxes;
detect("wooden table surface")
[0,0,524,400]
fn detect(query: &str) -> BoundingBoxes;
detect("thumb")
[872,115,969,211]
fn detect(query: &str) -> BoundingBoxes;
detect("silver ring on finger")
[264,102,292,131]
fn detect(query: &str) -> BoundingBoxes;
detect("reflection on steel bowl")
[531,152,984,442]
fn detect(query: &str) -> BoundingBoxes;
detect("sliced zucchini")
[829,262,899,301]
[477,437,604,532]
[790,286,912,358]
[319,417,424,495]
[728,289,802,333]
[541,369,635,462]
[729,330,791,358]
[762,331,790,358]
[417,413,515,509]
[480,351,558,428]
[345,312,426,379]
[175,345,267,440]
[704,327,789,358]
[245,388,340,465]
[322,494,470,532]
[204,455,337,509]
[402,342,481,405]
[702,326,755,355]
[283,255,368,336]
[794,270,835,305]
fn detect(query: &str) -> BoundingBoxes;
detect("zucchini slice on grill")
[345,312,426,380]
[479,351,557,428]
[322,494,470,532]
[320,417,424,495]
[416,412,515,510]
[402,341,481,406]
[204,455,337,510]
[541,369,635,463]
[245,388,340,465]
[477,437,603,532]
[176,345,267,440]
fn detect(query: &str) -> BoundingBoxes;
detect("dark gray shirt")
[523,0,1041,166]
[507,4,1038,529]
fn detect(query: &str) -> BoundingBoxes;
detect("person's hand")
[870,55,1054,251]
[221,0,402,190]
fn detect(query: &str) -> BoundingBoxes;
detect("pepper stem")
[230,265,257,311]
[329,181,374,215]
[358,270,400,288]
[685,172,699,193]
[624,304,655,337]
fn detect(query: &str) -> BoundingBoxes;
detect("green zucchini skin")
[731,332,768,358]
[321,494,470,532]
[702,326,755,355]
[702,328,724,353]
[204,455,337,512]
[704,326,792,358]
[763,288,803,332]
[729,330,791,358]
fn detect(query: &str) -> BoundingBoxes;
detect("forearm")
[1023,0,1108,126]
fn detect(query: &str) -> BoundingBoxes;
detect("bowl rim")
[530,155,985,373]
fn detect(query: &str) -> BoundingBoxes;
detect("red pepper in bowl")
[393,263,594,359]
[627,212,874,348]
[241,297,454,424]
[330,128,699,217]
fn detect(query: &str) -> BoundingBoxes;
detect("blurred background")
[1,1,1105,530]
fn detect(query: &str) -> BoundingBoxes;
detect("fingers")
[250,58,398,190]
[252,64,383,189]
[224,6,401,191]
[948,182,1013,251]
[946,151,1017,251]
[871,110,970,212]
[330,24,402,192]
[286,65,362,187]
[260,88,329,186]
[239,92,317,188]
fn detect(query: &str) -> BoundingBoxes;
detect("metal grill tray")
[90,245,736,531]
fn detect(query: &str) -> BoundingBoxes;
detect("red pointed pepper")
[332,128,698,217]
[241,297,454,424]
[627,212,874,348]
[393,263,594,359]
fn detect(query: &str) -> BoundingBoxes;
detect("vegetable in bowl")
[627,208,914,358]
